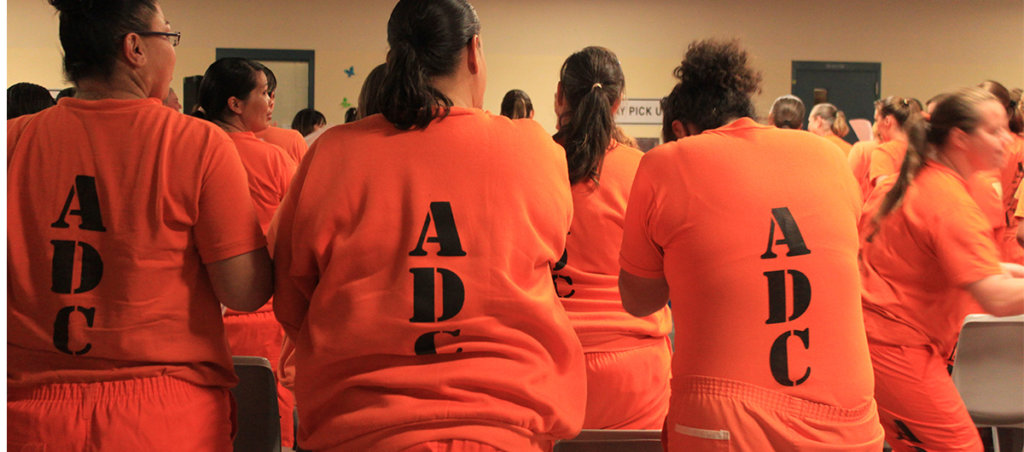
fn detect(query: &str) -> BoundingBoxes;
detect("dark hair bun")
[674,39,761,97]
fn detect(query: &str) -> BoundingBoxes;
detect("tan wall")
[9,0,1023,140]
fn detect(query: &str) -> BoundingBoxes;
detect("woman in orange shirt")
[621,39,882,451]
[979,80,1024,263]
[195,56,298,448]
[270,1,585,450]
[860,88,1024,451]
[550,46,672,430]
[864,96,921,196]
[8,1,271,450]
[808,102,853,155]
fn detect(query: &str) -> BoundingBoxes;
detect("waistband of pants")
[676,375,876,423]
[8,374,211,401]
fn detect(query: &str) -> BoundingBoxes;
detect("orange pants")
[869,341,983,451]
[662,375,883,451]
[223,309,296,447]
[8,375,234,452]
[582,337,671,429]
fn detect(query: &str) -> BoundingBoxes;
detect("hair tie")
[1010,100,1018,109]
[591,83,603,91]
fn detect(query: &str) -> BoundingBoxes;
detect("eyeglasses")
[134,31,181,47]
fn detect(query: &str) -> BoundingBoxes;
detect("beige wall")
[8,0,1023,140]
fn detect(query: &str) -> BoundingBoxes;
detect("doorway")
[791,61,880,144]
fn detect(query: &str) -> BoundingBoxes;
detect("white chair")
[231,356,282,452]
[951,314,1024,452]
[553,429,662,452]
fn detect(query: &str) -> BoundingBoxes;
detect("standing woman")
[7,1,272,450]
[270,0,585,451]
[195,56,298,449]
[859,88,1024,451]
[620,39,882,450]
[808,102,853,155]
[550,46,671,430]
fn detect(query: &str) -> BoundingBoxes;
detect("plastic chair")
[553,429,662,452]
[231,356,282,452]
[849,118,873,142]
[951,314,1024,452]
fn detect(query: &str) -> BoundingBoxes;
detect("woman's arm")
[619,269,670,317]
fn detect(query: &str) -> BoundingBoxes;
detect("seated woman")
[270,0,585,450]
[8,1,271,450]
[620,39,882,450]
[550,46,671,430]
[807,102,853,155]
[194,56,298,449]
[860,87,1024,451]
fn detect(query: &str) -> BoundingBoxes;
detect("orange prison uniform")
[7,97,266,450]
[999,135,1024,263]
[867,140,908,195]
[826,133,853,156]
[848,139,876,200]
[860,161,1004,451]
[552,140,672,429]
[224,131,297,446]
[256,125,308,164]
[271,109,586,452]
[620,118,883,450]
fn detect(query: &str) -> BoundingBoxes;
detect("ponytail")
[552,47,625,185]
[832,110,850,137]
[378,42,453,130]
[869,115,928,240]
[377,0,480,130]
[557,85,616,184]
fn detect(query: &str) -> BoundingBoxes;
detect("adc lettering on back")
[49,175,105,355]
[761,207,813,387]
[408,202,468,355]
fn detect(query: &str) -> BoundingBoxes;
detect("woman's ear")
[227,96,244,116]
[466,34,482,74]
[121,33,147,68]
[671,120,687,139]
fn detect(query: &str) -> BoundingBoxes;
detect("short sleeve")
[619,154,666,279]
[193,136,267,264]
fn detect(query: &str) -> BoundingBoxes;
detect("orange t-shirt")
[270,109,586,451]
[825,134,853,156]
[999,135,1024,262]
[255,125,307,164]
[848,139,876,199]
[228,131,296,235]
[860,161,1004,356]
[553,141,671,350]
[867,139,908,191]
[620,118,873,410]
[7,97,266,391]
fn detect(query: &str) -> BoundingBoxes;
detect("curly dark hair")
[661,39,762,139]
